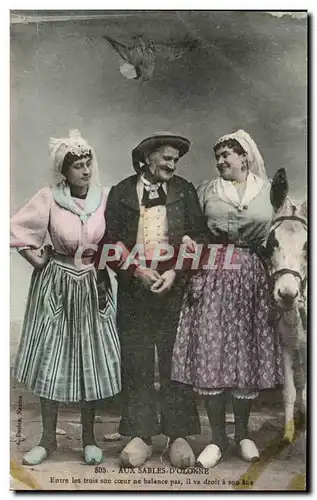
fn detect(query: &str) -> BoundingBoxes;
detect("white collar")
[215,173,264,210]
[137,177,167,205]
[52,182,103,222]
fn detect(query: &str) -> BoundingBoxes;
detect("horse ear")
[270,168,289,212]
[300,200,307,219]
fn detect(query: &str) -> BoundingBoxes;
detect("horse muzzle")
[271,269,304,310]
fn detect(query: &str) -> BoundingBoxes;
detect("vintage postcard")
[10,9,308,492]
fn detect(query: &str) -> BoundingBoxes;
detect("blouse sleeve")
[196,180,213,213]
[10,187,52,250]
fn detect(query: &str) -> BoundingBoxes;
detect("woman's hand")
[151,269,176,295]
[19,245,53,270]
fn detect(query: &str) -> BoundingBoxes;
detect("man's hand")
[151,269,176,295]
[133,266,161,289]
[182,235,198,253]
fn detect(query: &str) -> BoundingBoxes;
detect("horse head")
[268,168,307,311]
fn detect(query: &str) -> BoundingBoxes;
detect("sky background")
[10,11,307,347]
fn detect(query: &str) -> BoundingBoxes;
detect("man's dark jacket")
[105,173,209,263]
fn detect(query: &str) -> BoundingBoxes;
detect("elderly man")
[103,132,208,468]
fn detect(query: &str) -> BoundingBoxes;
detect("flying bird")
[103,34,198,83]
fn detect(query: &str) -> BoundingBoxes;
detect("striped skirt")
[13,256,121,402]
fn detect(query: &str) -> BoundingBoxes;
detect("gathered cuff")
[16,246,33,252]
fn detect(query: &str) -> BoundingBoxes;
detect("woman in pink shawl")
[11,130,121,466]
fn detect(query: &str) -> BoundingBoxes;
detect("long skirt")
[171,248,284,391]
[14,256,121,402]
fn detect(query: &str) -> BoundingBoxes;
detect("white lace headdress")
[48,129,100,186]
[214,129,268,180]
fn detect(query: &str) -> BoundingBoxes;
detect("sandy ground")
[10,381,307,492]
